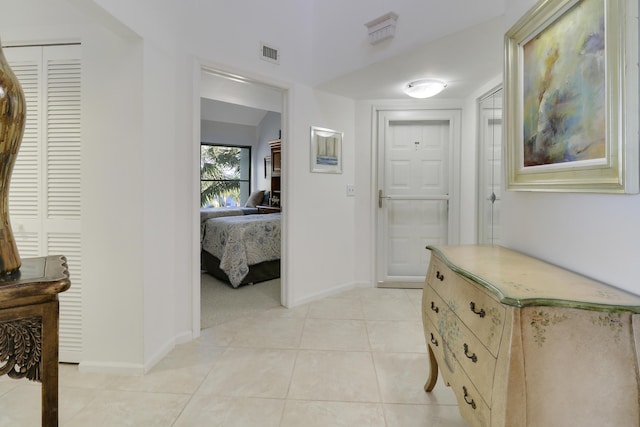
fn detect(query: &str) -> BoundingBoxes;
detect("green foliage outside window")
[200,145,250,208]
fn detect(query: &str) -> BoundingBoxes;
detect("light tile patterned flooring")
[0,279,468,426]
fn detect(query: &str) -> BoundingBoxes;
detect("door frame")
[192,62,292,338]
[370,103,462,287]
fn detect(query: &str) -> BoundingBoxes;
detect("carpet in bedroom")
[200,272,281,329]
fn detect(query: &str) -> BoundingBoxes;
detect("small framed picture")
[264,156,271,178]
[310,126,342,174]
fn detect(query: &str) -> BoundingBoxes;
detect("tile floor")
[0,286,469,426]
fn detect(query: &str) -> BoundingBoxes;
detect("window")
[200,144,251,208]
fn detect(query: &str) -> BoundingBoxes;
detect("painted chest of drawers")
[422,245,640,427]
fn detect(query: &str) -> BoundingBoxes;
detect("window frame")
[200,143,252,208]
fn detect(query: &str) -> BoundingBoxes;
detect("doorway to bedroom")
[198,68,286,330]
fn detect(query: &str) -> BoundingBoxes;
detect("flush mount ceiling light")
[404,79,447,98]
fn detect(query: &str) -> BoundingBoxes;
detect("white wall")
[0,0,153,372]
[1,0,199,373]
[182,1,313,85]
[171,50,196,349]
[141,38,181,370]
[81,27,147,372]
[501,0,640,296]
[285,87,358,304]
[0,0,85,43]
[0,0,363,371]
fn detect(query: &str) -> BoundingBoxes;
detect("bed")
[199,190,269,240]
[199,207,259,242]
[201,213,281,287]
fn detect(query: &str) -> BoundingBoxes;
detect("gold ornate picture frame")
[504,0,639,193]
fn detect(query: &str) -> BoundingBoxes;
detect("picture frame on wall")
[504,0,639,193]
[310,126,343,174]
[264,156,271,179]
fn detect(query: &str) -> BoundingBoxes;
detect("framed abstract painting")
[504,0,639,193]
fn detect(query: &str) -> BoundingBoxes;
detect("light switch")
[346,184,356,196]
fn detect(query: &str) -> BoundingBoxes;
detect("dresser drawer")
[424,245,640,427]
[425,311,491,426]
[447,363,491,427]
[429,256,506,356]
[423,314,464,382]
[423,285,460,359]
[422,317,451,378]
[454,310,496,404]
[424,287,497,403]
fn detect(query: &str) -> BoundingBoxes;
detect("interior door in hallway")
[478,87,503,245]
[377,110,457,288]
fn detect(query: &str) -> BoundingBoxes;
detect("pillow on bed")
[261,191,270,206]
[245,190,265,207]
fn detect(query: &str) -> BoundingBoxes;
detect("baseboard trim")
[288,281,372,307]
[78,331,195,375]
[78,361,145,375]
[377,281,423,289]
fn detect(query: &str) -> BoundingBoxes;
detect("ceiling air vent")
[365,12,398,44]
[260,43,280,64]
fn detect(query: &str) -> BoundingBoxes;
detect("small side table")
[0,255,70,427]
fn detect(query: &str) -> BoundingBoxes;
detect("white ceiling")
[316,15,505,100]
[202,1,508,120]
[308,0,507,94]
[201,99,269,126]
[200,71,283,124]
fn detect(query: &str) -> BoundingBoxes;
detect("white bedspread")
[201,213,281,287]
[199,208,245,241]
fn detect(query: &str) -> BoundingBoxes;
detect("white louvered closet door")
[5,44,83,363]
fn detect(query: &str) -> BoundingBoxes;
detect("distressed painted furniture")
[422,245,640,427]
[0,255,70,427]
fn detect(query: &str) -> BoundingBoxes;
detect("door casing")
[372,104,462,288]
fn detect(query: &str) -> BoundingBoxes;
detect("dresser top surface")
[428,245,640,312]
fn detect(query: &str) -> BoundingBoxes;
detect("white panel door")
[5,44,83,363]
[377,110,458,288]
[477,88,503,245]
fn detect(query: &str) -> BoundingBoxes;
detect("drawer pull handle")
[430,301,439,313]
[435,271,444,281]
[463,343,478,363]
[430,333,439,347]
[463,386,477,409]
[469,302,485,318]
